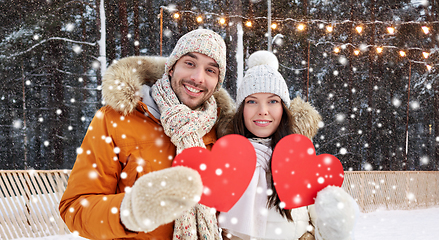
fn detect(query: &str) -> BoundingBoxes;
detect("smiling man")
[59,29,230,240]
[169,52,220,110]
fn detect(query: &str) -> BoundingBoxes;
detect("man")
[59,29,234,240]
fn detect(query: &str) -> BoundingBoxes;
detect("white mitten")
[120,166,203,232]
[314,186,359,240]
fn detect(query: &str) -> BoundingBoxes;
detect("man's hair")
[232,100,295,221]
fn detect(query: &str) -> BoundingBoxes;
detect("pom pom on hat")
[247,50,279,70]
[236,51,290,107]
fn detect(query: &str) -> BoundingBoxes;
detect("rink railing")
[0,170,438,239]
[342,171,439,213]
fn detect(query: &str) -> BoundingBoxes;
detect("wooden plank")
[0,173,20,239]
[25,172,57,236]
[2,172,35,238]
[10,172,42,237]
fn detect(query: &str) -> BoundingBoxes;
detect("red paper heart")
[272,134,344,209]
[172,134,256,212]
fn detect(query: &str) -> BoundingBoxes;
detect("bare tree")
[119,0,129,57]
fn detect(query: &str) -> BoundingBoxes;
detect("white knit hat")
[165,29,227,91]
[236,50,290,107]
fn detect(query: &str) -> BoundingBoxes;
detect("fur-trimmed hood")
[288,96,322,139]
[101,56,235,118]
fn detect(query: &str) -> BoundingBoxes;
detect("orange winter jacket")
[59,101,217,240]
[59,56,235,240]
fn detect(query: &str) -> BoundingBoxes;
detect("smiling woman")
[217,50,358,240]
[243,93,284,138]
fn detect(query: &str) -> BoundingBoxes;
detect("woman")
[217,51,358,240]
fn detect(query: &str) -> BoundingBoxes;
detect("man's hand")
[120,166,203,232]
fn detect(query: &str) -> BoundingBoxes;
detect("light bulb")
[422,52,429,59]
[422,26,429,34]
[387,27,395,34]
[326,25,333,32]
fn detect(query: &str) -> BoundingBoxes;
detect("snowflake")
[410,101,420,110]
[114,147,120,154]
[13,119,22,129]
[76,147,83,154]
[339,56,348,65]
[363,162,373,171]
[92,61,100,69]
[340,148,347,155]
[65,23,75,32]
[72,45,82,54]
[392,98,402,107]
[336,113,345,122]
[111,207,118,214]
[420,156,429,165]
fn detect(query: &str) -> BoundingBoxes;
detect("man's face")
[169,52,220,110]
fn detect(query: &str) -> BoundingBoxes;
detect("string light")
[427,65,432,71]
[422,52,430,59]
[326,25,334,32]
[421,26,430,34]
[387,27,395,34]
[297,23,306,31]
[162,9,435,70]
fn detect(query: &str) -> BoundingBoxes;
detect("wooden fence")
[0,170,438,239]
[342,171,439,213]
[0,170,70,239]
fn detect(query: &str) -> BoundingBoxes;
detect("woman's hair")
[232,100,295,221]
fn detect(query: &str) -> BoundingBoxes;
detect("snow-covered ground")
[11,207,439,240]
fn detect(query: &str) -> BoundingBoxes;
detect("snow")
[354,207,439,240]
[10,207,439,240]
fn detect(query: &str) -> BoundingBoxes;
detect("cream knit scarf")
[151,75,221,240]
[151,74,218,154]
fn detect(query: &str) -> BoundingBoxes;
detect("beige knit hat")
[236,50,290,107]
[165,29,227,91]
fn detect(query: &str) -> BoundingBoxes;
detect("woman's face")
[243,93,283,138]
